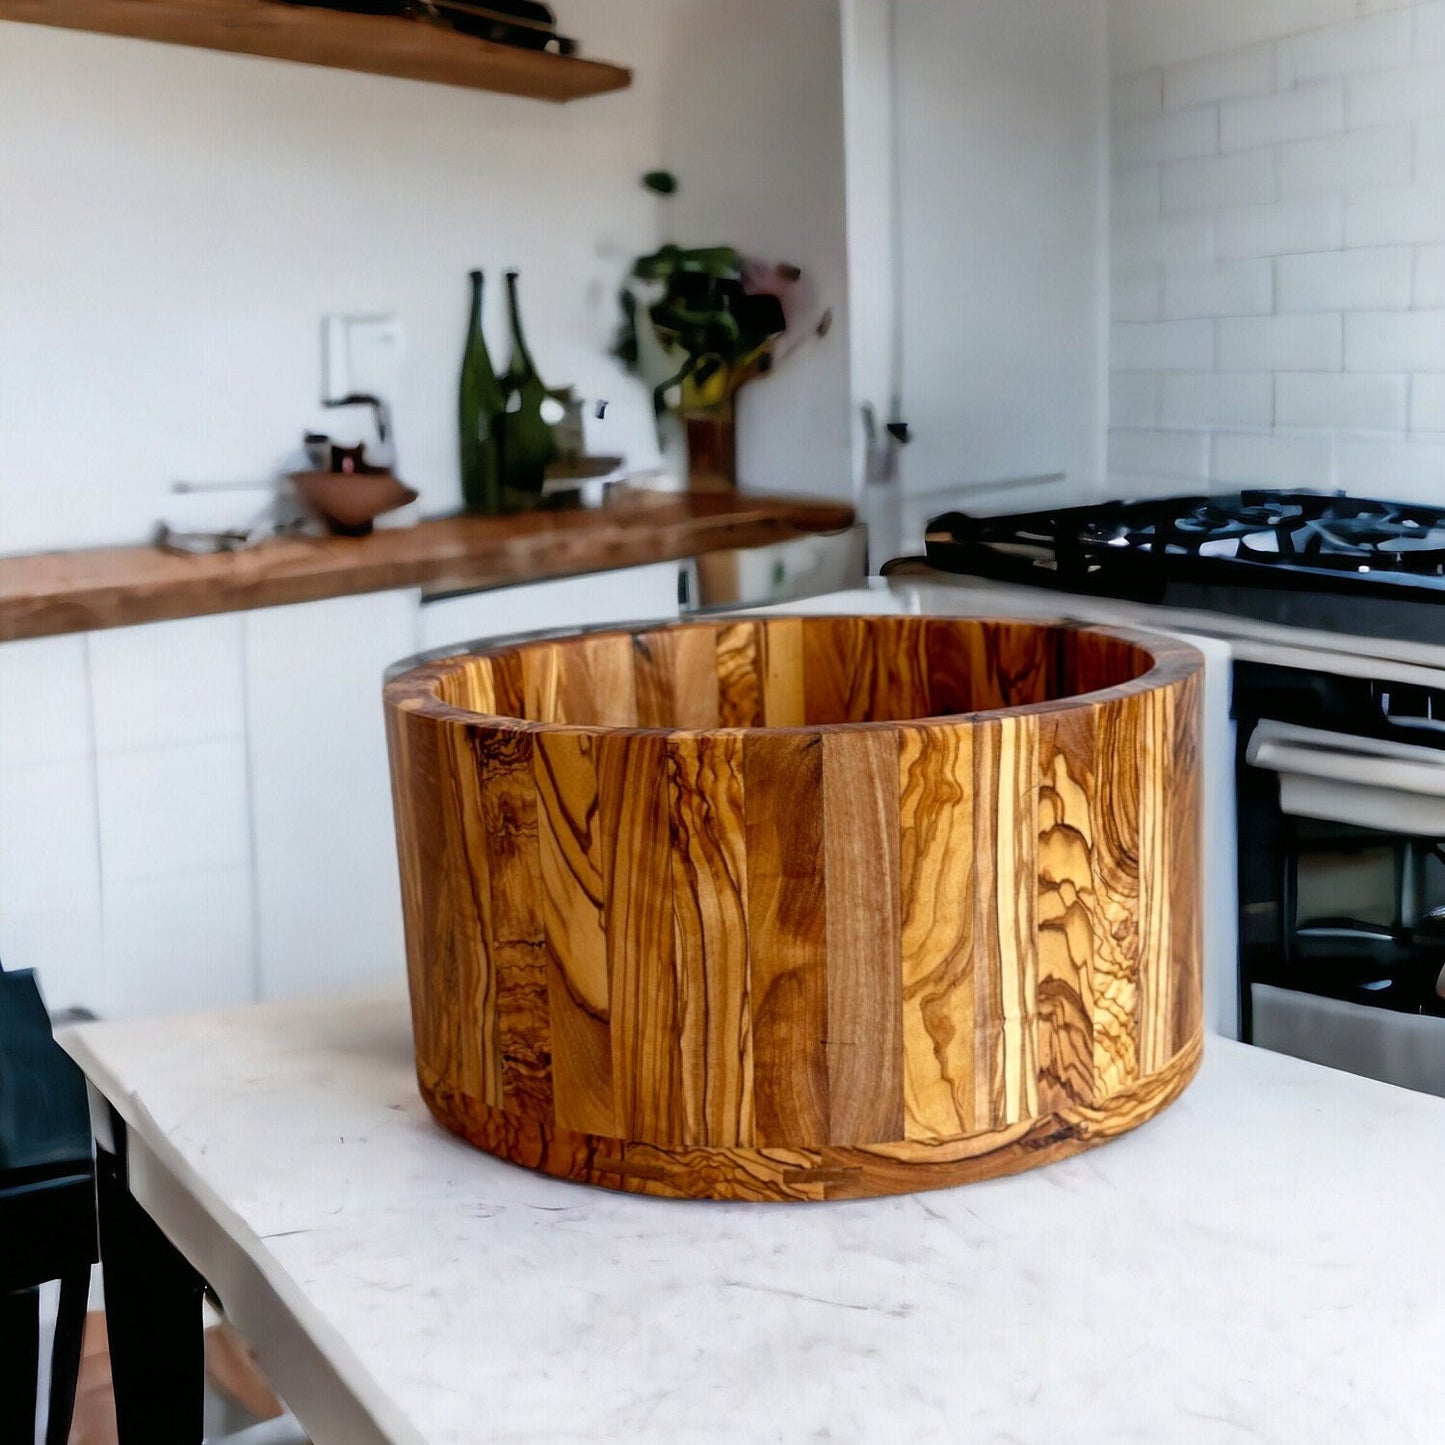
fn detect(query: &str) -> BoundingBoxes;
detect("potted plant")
[615,196,821,489]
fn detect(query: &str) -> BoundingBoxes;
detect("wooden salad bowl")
[384,614,1205,1201]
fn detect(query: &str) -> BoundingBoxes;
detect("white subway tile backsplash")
[0,760,100,913]
[1417,2,1445,63]
[1109,372,1162,428]
[1279,125,1412,197]
[1109,5,1443,494]
[1277,11,1412,86]
[1115,106,1219,169]
[0,904,103,1015]
[1165,44,1276,112]
[1276,372,1409,429]
[1112,214,1214,273]
[1108,428,1211,479]
[1345,311,1445,371]
[1348,64,1445,126]
[1418,117,1445,185]
[1112,277,1162,322]
[1219,314,1343,371]
[1161,372,1274,429]
[1220,83,1344,153]
[1112,71,1163,124]
[1413,374,1445,431]
[102,866,255,1017]
[1276,247,1414,312]
[1212,431,1335,488]
[1112,320,1215,370]
[1164,261,1273,319]
[1216,196,1344,259]
[1162,149,1276,213]
[1112,166,1161,224]
[1418,247,1445,306]
[0,635,91,770]
[88,614,245,755]
[96,739,250,885]
[1345,188,1445,246]
[1335,436,1445,498]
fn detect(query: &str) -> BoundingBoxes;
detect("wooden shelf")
[0,491,858,642]
[0,0,633,101]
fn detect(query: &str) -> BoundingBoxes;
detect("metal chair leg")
[97,1145,205,1444]
[0,1286,40,1445]
[45,1267,90,1445]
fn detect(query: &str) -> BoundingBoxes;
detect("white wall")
[653,0,854,504]
[0,2,668,554]
[1108,0,1445,501]
[891,0,1111,533]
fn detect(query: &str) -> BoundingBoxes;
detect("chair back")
[0,964,93,1177]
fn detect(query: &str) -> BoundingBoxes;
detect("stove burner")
[923,489,1445,622]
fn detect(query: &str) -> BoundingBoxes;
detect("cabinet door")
[244,590,419,1001]
[89,614,253,1017]
[0,634,102,1012]
[416,562,681,654]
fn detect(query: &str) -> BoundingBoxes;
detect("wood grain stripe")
[1137,684,1174,1076]
[535,730,616,1136]
[745,731,827,1145]
[477,725,552,1118]
[715,621,763,727]
[899,724,977,1141]
[668,733,754,1147]
[1036,708,1097,1114]
[633,625,720,729]
[823,728,904,1145]
[1090,697,1143,1095]
[760,616,805,727]
[1170,671,1204,1056]
[601,731,682,1146]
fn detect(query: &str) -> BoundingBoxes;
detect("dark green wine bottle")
[458,269,506,515]
[499,269,557,508]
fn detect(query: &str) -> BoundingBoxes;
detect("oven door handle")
[1246,720,1445,799]
[1247,719,1445,833]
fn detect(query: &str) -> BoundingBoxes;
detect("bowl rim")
[383,613,1203,741]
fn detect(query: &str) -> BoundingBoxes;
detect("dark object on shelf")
[0,961,97,1445]
[459,269,506,516]
[435,0,576,54]
[497,270,558,509]
[292,463,418,536]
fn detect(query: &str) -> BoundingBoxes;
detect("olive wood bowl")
[384,614,1204,1201]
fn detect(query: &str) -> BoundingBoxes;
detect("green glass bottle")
[458,269,506,515]
[499,269,557,508]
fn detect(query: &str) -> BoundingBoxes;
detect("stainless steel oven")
[1234,660,1445,1096]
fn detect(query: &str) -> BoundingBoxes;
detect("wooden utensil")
[385,615,1205,1200]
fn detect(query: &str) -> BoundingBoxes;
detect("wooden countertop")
[0,490,856,643]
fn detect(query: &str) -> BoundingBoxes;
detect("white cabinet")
[0,633,101,1011]
[0,562,684,1017]
[89,615,255,1017]
[417,562,681,653]
[244,589,419,1003]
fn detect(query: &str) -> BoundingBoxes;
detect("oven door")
[1244,719,1445,1096]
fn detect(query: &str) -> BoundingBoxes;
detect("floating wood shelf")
[0,491,857,642]
[0,0,633,101]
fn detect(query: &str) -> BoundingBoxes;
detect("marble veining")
[64,989,1445,1444]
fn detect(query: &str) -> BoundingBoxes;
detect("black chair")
[0,961,98,1445]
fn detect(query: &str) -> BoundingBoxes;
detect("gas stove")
[924,490,1445,645]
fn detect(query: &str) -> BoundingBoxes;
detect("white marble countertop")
[63,989,1445,1445]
